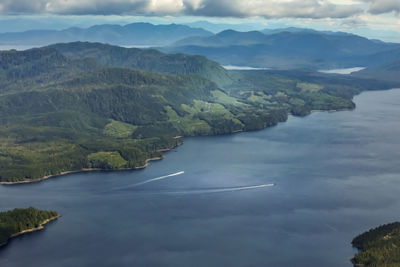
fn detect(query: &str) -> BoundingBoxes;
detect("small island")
[351,222,400,267]
[0,207,60,247]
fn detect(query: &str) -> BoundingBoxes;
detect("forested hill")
[47,42,234,87]
[0,207,59,246]
[0,43,396,183]
[352,222,400,266]
[0,47,99,94]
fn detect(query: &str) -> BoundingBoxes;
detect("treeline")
[47,42,234,87]
[0,135,181,182]
[0,207,59,246]
[352,222,400,266]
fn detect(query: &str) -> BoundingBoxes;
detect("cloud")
[340,17,367,28]
[185,0,364,19]
[0,0,149,15]
[0,0,48,13]
[0,0,364,18]
[365,0,400,14]
[46,0,150,15]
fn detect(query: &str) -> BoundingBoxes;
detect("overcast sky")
[0,0,399,42]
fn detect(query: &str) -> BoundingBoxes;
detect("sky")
[0,0,400,42]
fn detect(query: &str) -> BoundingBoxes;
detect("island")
[0,207,60,247]
[351,222,400,267]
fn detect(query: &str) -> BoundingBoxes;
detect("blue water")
[1,89,400,267]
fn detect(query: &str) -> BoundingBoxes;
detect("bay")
[1,89,400,267]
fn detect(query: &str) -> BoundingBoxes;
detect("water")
[318,67,366,74]
[222,65,270,70]
[1,89,400,267]
[0,45,39,51]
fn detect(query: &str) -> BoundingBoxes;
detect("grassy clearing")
[87,151,128,169]
[103,120,138,138]
[297,82,324,93]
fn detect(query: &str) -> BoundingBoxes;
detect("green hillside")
[0,43,395,183]
[0,207,59,246]
[352,222,400,266]
[48,42,234,87]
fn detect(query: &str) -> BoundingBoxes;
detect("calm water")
[0,45,39,51]
[318,67,366,75]
[1,89,400,267]
[222,65,270,70]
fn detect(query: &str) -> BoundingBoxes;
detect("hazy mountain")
[174,30,269,47]
[0,22,212,47]
[165,30,400,69]
[184,21,264,33]
[261,27,352,36]
[353,58,400,82]
[359,47,400,67]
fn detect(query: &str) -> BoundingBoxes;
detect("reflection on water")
[0,45,39,51]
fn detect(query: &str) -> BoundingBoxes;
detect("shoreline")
[0,105,360,186]
[0,215,61,247]
[0,155,167,185]
[0,108,354,185]
[310,108,352,113]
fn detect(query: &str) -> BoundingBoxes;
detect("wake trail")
[162,183,275,195]
[111,171,185,191]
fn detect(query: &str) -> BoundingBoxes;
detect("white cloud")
[148,0,184,13]
[183,0,365,19]
[0,0,364,18]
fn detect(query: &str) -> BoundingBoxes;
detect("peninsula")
[352,222,400,267]
[0,207,60,247]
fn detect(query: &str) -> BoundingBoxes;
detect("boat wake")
[112,171,185,191]
[164,183,275,195]
[109,171,275,195]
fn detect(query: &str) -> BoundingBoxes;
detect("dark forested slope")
[0,207,59,246]
[48,42,234,87]
[352,222,400,267]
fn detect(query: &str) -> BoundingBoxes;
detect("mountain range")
[0,22,212,47]
[163,29,400,70]
[3,22,400,70]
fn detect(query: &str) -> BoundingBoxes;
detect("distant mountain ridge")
[261,27,353,36]
[3,22,400,70]
[0,22,212,46]
[174,30,269,47]
[164,29,400,70]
